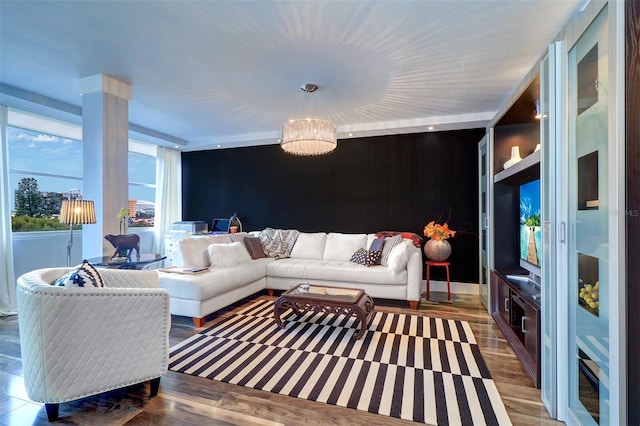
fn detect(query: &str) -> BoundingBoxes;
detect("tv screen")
[520,179,541,268]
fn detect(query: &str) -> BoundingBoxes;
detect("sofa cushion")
[229,232,250,244]
[267,258,406,285]
[289,232,327,260]
[244,237,267,259]
[322,233,367,262]
[380,235,403,266]
[208,242,252,267]
[387,240,413,273]
[178,234,233,268]
[350,248,382,267]
[54,260,105,288]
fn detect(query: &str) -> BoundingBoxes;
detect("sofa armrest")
[405,247,423,302]
[16,273,170,404]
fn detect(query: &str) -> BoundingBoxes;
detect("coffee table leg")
[354,312,367,340]
[273,299,286,329]
[353,296,375,340]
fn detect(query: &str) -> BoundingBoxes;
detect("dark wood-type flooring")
[0,291,562,425]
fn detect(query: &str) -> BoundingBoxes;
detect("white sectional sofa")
[159,231,422,327]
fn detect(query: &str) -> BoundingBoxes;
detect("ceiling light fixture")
[281,83,337,156]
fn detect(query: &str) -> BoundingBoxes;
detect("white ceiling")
[0,0,582,151]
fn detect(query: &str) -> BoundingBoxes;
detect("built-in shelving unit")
[489,74,543,388]
[494,150,540,184]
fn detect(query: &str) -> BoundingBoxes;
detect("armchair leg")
[267,289,274,297]
[150,377,161,397]
[409,301,418,310]
[193,316,206,327]
[45,403,59,422]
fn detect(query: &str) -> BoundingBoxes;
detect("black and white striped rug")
[169,299,512,425]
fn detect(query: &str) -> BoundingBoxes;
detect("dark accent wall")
[626,0,639,422]
[182,128,485,283]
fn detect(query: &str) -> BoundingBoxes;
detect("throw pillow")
[387,241,413,273]
[55,260,105,288]
[243,237,267,259]
[380,234,403,266]
[178,234,233,268]
[208,242,252,267]
[350,248,382,267]
[375,231,424,248]
[369,237,385,254]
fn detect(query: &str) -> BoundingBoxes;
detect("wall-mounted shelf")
[494,150,541,184]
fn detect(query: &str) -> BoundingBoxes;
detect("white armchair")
[16,267,171,422]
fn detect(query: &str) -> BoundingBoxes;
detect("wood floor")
[0,291,562,425]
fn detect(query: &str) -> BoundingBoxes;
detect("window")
[7,108,158,232]
[7,109,83,232]
[128,140,157,228]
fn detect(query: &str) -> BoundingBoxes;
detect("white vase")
[423,239,451,261]
[503,146,522,169]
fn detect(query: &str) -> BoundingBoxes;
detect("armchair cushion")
[54,260,104,288]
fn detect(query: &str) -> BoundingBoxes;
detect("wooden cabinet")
[492,271,511,324]
[490,270,541,388]
[523,301,539,360]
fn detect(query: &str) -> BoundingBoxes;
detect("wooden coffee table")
[274,284,375,340]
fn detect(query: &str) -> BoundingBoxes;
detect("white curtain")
[0,105,17,315]
[153,146,182,255]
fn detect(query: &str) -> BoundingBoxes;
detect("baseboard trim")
[422,280,479,295]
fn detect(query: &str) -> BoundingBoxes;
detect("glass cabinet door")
[567,7,609,425]
[541,44,560,418]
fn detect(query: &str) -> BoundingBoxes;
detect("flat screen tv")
[520,179,541,275]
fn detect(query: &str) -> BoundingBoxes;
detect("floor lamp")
[59,198,96,267]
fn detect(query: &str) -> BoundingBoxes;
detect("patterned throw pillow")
[54,260,105,288]
[380,234,403,266]
[350,248,382,267]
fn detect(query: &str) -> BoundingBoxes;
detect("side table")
[426,260,451,301]
[87,254,166,270]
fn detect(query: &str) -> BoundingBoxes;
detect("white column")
[79,74,131,258]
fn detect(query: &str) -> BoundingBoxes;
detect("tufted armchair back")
[16,267,170,421]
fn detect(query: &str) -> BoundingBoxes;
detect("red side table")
[426,260,451,301]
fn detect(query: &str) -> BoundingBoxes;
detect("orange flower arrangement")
[423,220,456,241]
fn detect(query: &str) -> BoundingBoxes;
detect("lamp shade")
[59,200,97,225]
[281,118,337,156]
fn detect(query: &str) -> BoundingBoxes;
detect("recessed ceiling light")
[277,138,282,142]
[348,133,353,137]
[428,126,434,131]
[174,145,179,149]
[216,144,221,148]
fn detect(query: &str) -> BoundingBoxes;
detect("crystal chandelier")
[281,84,337,156]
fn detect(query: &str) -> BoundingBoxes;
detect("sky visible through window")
[8,126,155,212]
